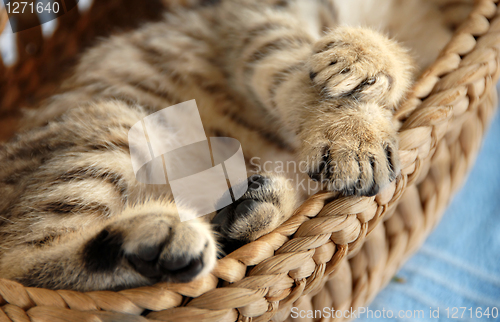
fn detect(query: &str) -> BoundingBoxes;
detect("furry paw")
[301,103,400,196]
[84,202,217,285]
[212,174,296,254]
[308,26,413,109]
[296,27,411,196]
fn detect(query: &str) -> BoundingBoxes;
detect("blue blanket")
[358,103,500,321]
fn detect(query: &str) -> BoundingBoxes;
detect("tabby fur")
[0,0,472,291]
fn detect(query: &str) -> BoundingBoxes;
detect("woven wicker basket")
[0,0,499,321]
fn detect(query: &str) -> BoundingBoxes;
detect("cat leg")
[0,200,216,291]
[214,7,414,195]
[0,103,217,290]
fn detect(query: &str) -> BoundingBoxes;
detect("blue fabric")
[357,104,500,321]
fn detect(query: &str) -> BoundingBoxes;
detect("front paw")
[123,219,216,283]
[297,27,408,196]
[300,104,400,197]
[309,26,413,109]
[84,204,217,286]
[309,139,398,197]
[212,174,297,254]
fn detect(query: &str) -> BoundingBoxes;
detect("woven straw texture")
[0,0,499,321]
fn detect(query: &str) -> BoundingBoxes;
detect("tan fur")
[0,0,471,291]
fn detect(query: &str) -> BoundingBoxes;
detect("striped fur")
[0,0,472,291]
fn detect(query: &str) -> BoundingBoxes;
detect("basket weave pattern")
[0,0,499,321]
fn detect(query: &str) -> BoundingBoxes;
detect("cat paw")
[300,103,400,197]
[124,221,215,283]
[84,203,217,285]
[296,27,410,196]
[212,174,296,254]
[308,26,413,109]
